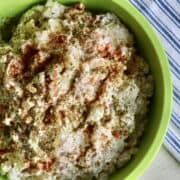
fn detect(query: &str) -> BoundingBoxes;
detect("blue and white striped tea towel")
[129,0,180,162]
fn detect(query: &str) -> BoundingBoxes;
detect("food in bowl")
[0,1,153,179]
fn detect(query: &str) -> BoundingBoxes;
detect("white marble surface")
[140,146,180,180]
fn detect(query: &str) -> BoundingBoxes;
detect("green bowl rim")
[111,0,173,179]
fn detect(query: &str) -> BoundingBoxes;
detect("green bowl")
[0,0,173,179]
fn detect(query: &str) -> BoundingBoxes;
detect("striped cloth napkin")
[129,0,180,162]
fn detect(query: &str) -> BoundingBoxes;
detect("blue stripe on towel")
[130,0,180,53]
[157,0,180,27]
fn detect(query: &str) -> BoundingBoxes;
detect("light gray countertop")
[140,146,180,180]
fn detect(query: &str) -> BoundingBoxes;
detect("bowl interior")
[0,0,172,180]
